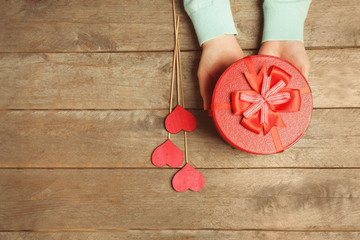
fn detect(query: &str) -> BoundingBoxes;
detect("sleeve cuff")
[262,0,311,43]
[184,0,238,46]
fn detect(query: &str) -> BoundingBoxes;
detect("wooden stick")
[172,0,177,41]
[176,19,181,106]
[168,15,180,140]
[178,39,185,108]
[176,34,189,164]
[184,133,189,164]
[180,65,189,163]
[172,0,179,105]
[172,1,188,164]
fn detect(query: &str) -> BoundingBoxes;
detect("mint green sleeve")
[262,0,312,43]
[184,0,238,46]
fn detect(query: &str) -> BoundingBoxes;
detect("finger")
[300,61,311,81]
[197,70,214,110]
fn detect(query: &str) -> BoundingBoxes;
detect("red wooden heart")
[172,163,205,192]
[165,105,197,134]
[152,139,183,168]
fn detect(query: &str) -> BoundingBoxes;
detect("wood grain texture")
[1,49,359,109]
[0,109,359,168]
[1,0,359,237]
[309,48,360,108]
[0,0,359,52]
[1,231,360,240]
[0,52,176,110]
[1,169,360,230]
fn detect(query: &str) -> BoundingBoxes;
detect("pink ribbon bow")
[240,74,291,124]
[231,65,302,135]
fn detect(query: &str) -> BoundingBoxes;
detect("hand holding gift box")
[184,0,312,110]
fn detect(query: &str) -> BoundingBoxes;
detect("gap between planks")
[1,229,360,233]
[0,45,359,54]
[2,167,360,170]
[1,107,360,111]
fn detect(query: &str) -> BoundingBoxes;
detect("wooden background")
[0,0,360,239]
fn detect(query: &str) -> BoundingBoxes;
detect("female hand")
[259,41,310,80]
[197,34,244,110]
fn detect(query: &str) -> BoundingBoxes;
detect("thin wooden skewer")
[176,33,189,164]
[172,1,188,165]
[172,0,180,106]
[169,37,178,113]
[176,27,181,106]
[172,0,177,37]
[168,16,180,140]
[178,39,184,108]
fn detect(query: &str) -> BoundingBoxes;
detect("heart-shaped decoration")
[172,163,205,192]
[152,139,183,168]
[165,105,197,134]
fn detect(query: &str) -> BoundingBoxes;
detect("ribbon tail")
[241,112,263,134]
[264,110,286,135]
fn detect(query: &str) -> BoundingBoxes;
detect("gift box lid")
[211,55,313,155]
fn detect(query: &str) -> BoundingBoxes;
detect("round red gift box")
[211,55,313,155]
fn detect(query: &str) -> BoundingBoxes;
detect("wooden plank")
[0,0,190,52]
[309,48,360,108]
[1,231,360,240]
[0,52,176,110]
[0,49,359,109]
[0,109,359,168]
[0,169,360,230]
[0,0,359,52]
[304,0,360,48]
